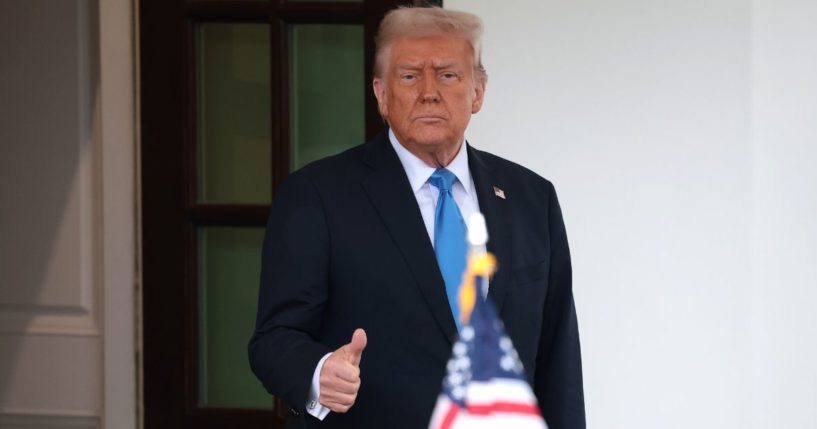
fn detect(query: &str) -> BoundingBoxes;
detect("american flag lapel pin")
[493,186,506,200]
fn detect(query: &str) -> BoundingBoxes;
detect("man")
[249,6,585,429]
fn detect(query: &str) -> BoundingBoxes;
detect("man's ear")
[372,78,389,118]
[471,79,486,114]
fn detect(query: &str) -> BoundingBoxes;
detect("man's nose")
[419,74,440,103]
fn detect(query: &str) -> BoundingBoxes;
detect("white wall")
[0,1,103,426]
[0,0,137,427]
[751,0,817,427]
[447,0,816,428]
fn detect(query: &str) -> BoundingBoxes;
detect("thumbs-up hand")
[319,329,367,413]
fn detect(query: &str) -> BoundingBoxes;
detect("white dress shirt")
[305,130,481,419]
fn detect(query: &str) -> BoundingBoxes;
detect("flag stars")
[500,355,516,372]
[500,349,523,374]
[448,355,470,373]
[451,385,466,401]
[444,343,472,395]
[447,372,465,386]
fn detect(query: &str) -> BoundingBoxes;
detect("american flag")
[428,275,548,429]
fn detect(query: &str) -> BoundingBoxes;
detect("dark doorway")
[140,1,441,428]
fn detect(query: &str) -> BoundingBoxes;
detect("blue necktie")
[428,168,467,330]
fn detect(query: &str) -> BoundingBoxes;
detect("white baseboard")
[0,411,99,429]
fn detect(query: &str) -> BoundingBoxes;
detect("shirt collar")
[388,128,472,195]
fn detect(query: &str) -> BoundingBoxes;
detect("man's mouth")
[414,115,446,122]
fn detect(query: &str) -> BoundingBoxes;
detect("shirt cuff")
[306,352,333,420]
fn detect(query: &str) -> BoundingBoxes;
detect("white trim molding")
[0,411,99,429]
[0,0,102,339]
[98,0,139,425]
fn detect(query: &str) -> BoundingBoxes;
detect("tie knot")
[428,168,457,192]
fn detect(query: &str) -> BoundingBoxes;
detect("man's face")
[373,36,485,165]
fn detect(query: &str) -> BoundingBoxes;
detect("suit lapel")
[361,132,458,341]
[468,144,513,313]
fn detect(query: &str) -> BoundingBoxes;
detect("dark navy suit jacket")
[249,129,585,429]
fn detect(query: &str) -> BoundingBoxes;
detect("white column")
[751,1,817,427]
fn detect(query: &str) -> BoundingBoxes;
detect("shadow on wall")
[0,0,100,412]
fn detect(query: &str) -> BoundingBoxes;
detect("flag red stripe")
[440,403,460,429]
[467,401,541,416]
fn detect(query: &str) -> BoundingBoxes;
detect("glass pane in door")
[290,24,364,170]
[197,23,272,204]
[198,227,271,408]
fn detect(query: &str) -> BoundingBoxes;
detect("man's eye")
[440,72,458,80]
[401,74,417,81]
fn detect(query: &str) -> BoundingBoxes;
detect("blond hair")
[374,6,487,83]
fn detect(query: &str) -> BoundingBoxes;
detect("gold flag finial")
[458,252,497,325]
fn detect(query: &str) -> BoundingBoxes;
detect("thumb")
[343,328,367,366]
